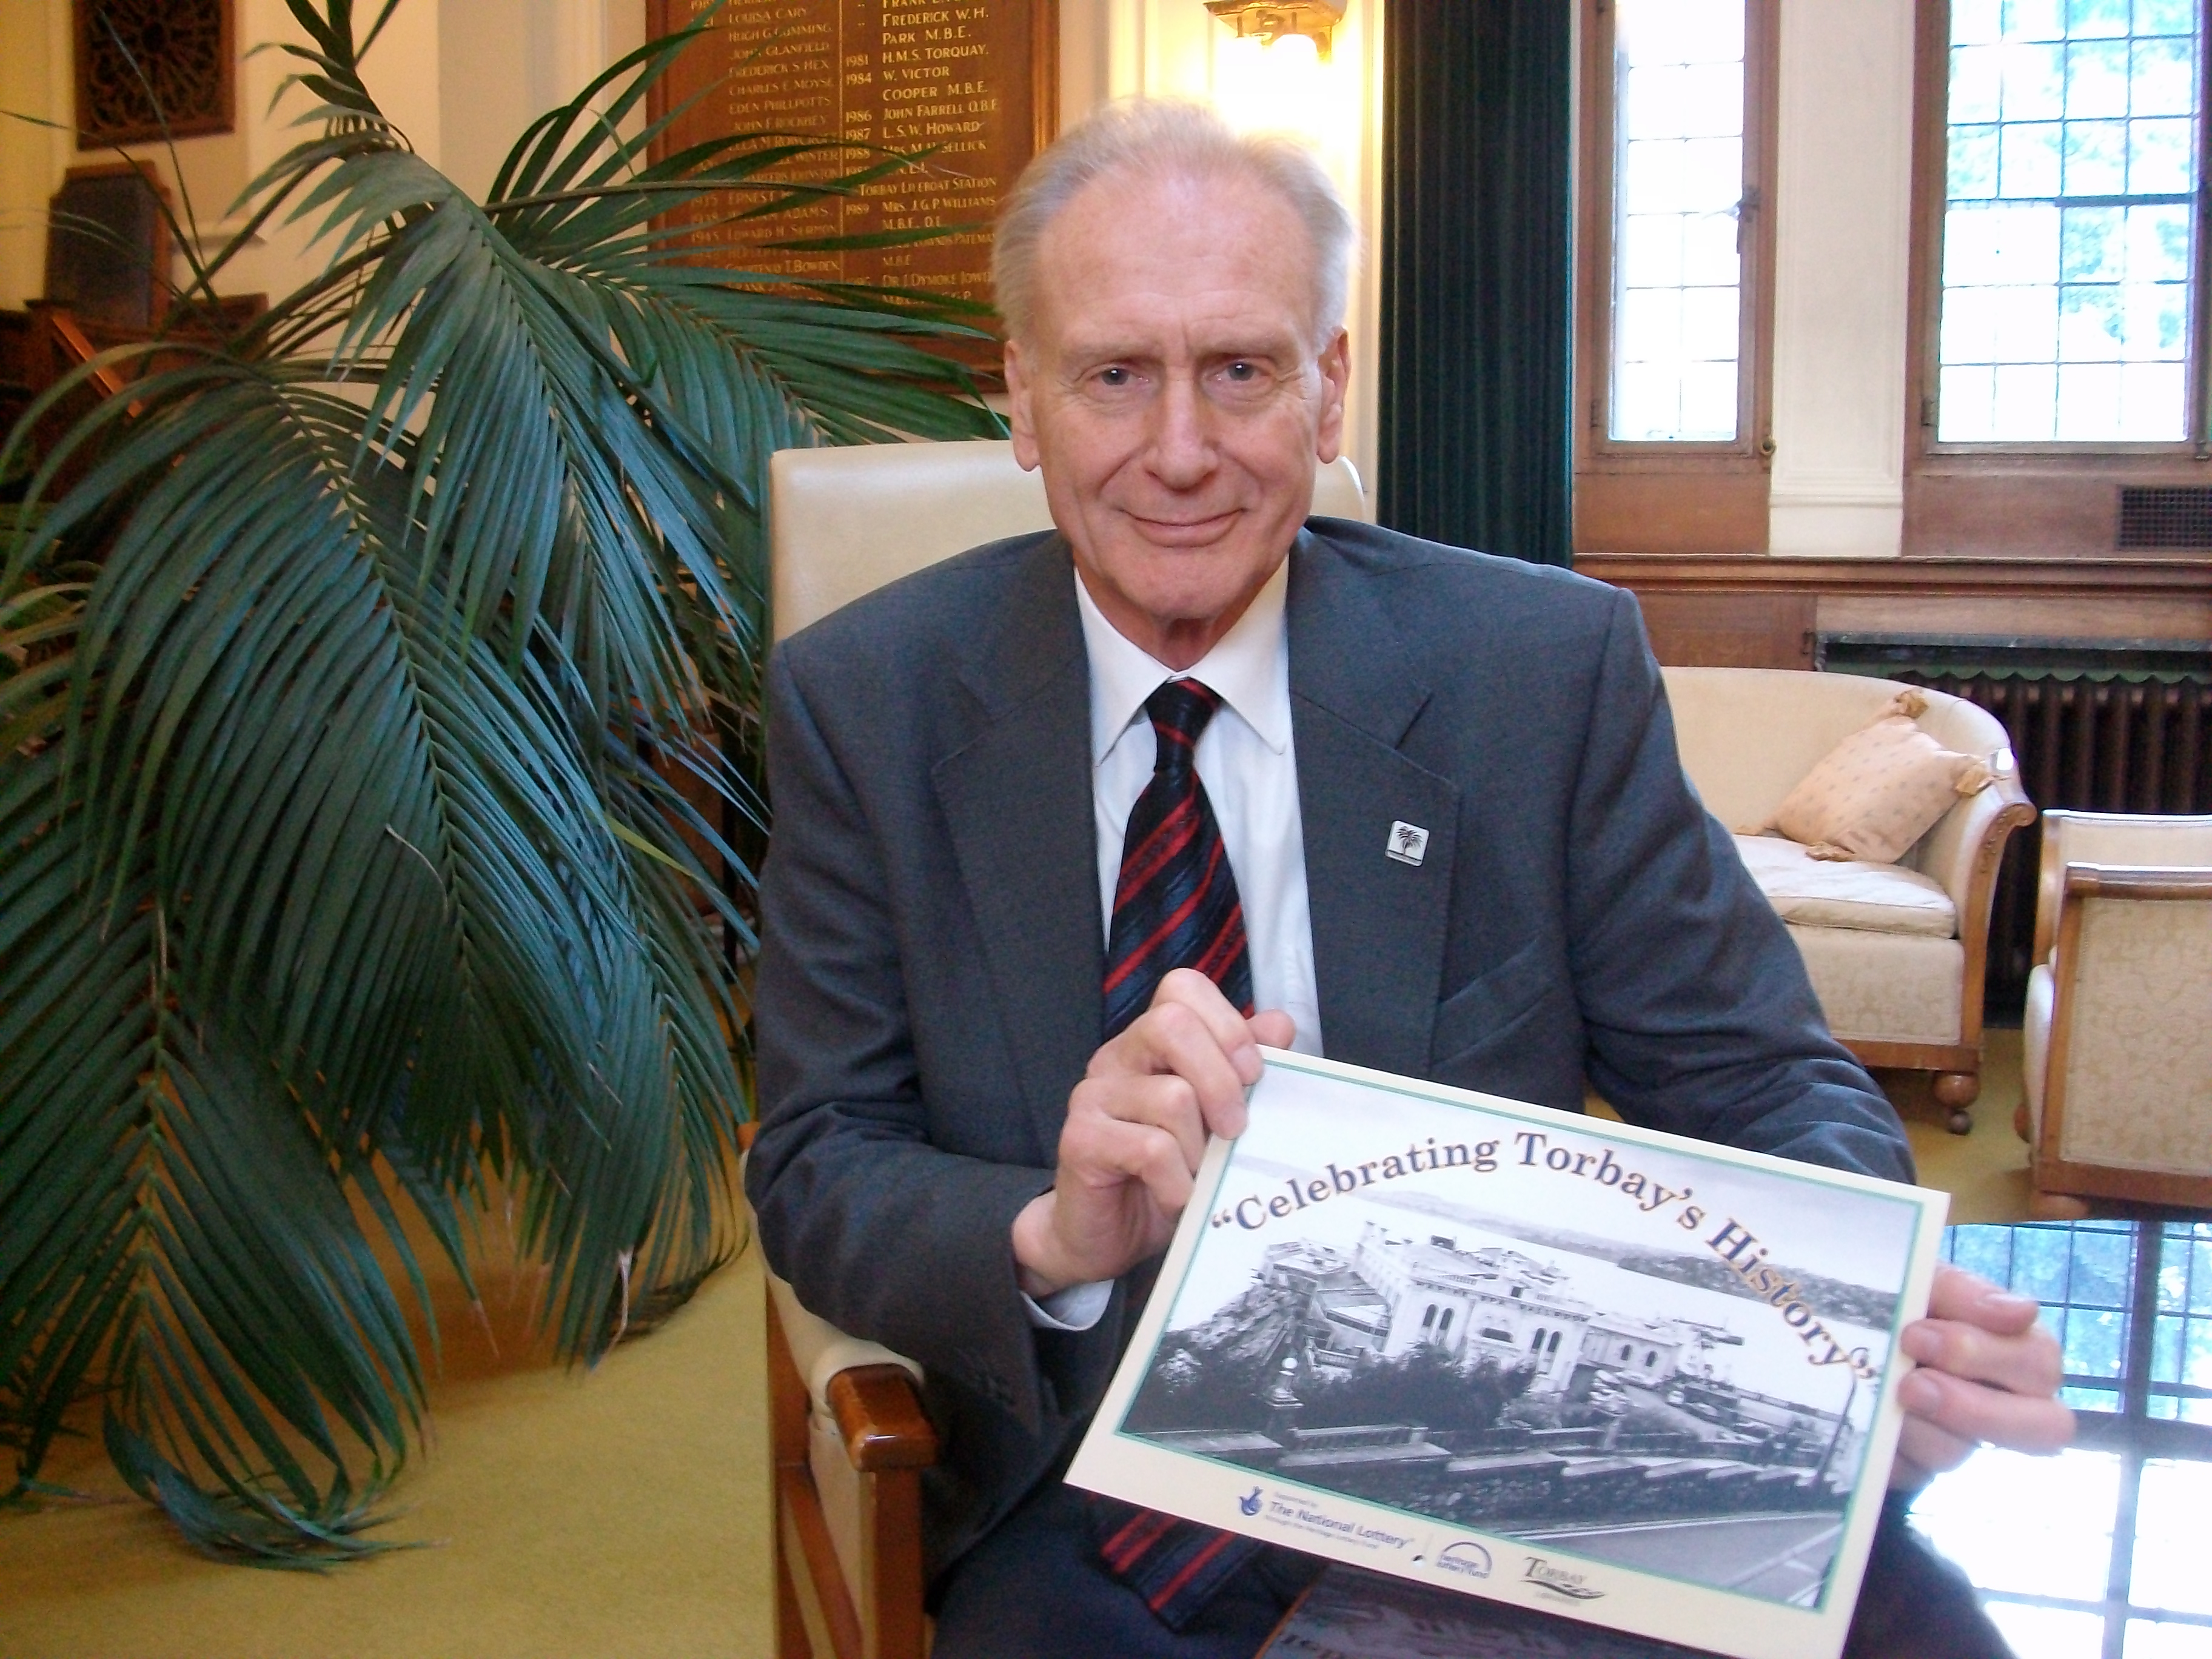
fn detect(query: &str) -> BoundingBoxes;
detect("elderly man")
[746,100,2068,1658]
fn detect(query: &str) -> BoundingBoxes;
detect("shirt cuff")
[1021,1279,1113,1332]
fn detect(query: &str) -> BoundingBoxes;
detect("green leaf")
[3,0,994,1561]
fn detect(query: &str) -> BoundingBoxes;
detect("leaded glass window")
[1936,0,2205,443]
[1609,0,1749,442]
[2150,1218,2212,1424]
[1920,1222,2212,1655]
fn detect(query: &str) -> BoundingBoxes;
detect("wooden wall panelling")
[1574,474,1772,560]
[1578,556,2212,668]
[1629,588,1813,669]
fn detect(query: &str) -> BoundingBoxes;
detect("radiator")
[1840,655,2212,1017]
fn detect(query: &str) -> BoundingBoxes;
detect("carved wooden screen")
[75,0,235,147]
[645,0,1056,313]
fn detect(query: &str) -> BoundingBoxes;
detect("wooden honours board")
[648,0,1056,309]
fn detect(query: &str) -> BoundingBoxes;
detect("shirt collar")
[1075,556,1292,766]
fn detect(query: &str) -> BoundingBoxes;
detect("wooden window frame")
[1574,0,1781,556]
[1903,0,2212,558]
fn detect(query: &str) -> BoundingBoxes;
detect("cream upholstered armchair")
[760,438,1368,1659]
[2016,810,2212,1221]
[1660,668,2036,1134]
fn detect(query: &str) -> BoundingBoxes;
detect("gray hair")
[993,98,1355,350]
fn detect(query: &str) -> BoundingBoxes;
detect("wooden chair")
[2016,809,2212,1219]
[760,438,1370,1658]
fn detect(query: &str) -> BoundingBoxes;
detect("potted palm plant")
[0,0,1000,1563]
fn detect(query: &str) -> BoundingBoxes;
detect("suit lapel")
[1289,531,1459,1075]
[933,537,1104,1160]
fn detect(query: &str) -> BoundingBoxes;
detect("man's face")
[1005,168,1350,669]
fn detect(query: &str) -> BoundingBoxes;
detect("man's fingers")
[1153,970,1266,1082]
[1925,1264,2042,1336]
[1068,1073,1208,1176]
[1898,1366,2076,1458]
[1094,973,1257,1137]
[1069,1112,1196,1218]
[1901,1312,2065,1399]
[1249,1009,1296,1050]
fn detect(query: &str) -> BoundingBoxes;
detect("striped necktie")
[1092,676,1266,1626]
[1102,679,1255,1039]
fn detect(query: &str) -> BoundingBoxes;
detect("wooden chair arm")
[2063,864,2212,902]
[1947,757,2036,1051]
[826,1364,938,1472]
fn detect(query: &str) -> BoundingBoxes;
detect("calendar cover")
[1065,1050,1946,1659]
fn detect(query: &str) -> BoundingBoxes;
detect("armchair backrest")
[2040,860,2212,1176]
[768,438,1369,642]
[2034,809,2212,965]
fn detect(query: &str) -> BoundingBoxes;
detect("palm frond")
[1,0,1001,1558]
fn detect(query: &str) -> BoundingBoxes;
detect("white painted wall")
[1766,0,1918,558]
[441,0,646,201]
[1059,0,1387,493]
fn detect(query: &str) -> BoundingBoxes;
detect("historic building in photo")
[1258,1224,1705,1393]
[1579,1312,1690,1387]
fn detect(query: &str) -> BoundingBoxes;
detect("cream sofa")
[1662,667,2036,1133]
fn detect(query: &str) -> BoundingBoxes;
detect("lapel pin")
[1386,821,1429,867]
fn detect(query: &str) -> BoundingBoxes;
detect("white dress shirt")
[1027,560,1322,1331]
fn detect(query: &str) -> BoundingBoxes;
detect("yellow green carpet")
[0,1245,774,1659]
[1888,1028,2034,1227]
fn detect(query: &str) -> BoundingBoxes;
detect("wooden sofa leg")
[2030,1191,2091,1221]
[2014,1102,2033,1142]
[1933,1071,1979,1136]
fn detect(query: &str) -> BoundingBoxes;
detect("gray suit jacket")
[745,520,1911,1583]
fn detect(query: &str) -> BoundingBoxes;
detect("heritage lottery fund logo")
[1436,1541,1493,1580]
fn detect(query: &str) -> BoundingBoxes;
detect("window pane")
[1942,1222,2137,1395]
[2131,1460,2212,1617]
[1936,0,2201,442]
[1608,0,1744,441]
[2125,1618,2212,1658]
[1910,1447,2120,1603]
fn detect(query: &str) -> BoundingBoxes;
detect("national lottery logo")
[1238,1486,1262,1517]
[1436,1541,1493,1580]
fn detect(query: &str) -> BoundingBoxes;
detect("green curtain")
[1378,0,1573,568]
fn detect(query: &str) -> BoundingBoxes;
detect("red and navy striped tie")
[1102,679,1255,1039]
[1092,677,1265,1627]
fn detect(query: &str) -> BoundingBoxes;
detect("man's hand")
[1011,970,1294,1298]
[1890,1264,2073,1489]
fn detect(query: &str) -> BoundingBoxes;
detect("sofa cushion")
[1733,834,1959,937]
[1766,689,1994,863]
[1785,924,1965,1045]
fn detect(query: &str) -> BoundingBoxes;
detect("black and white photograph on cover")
[1111,1058,1931,1612]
